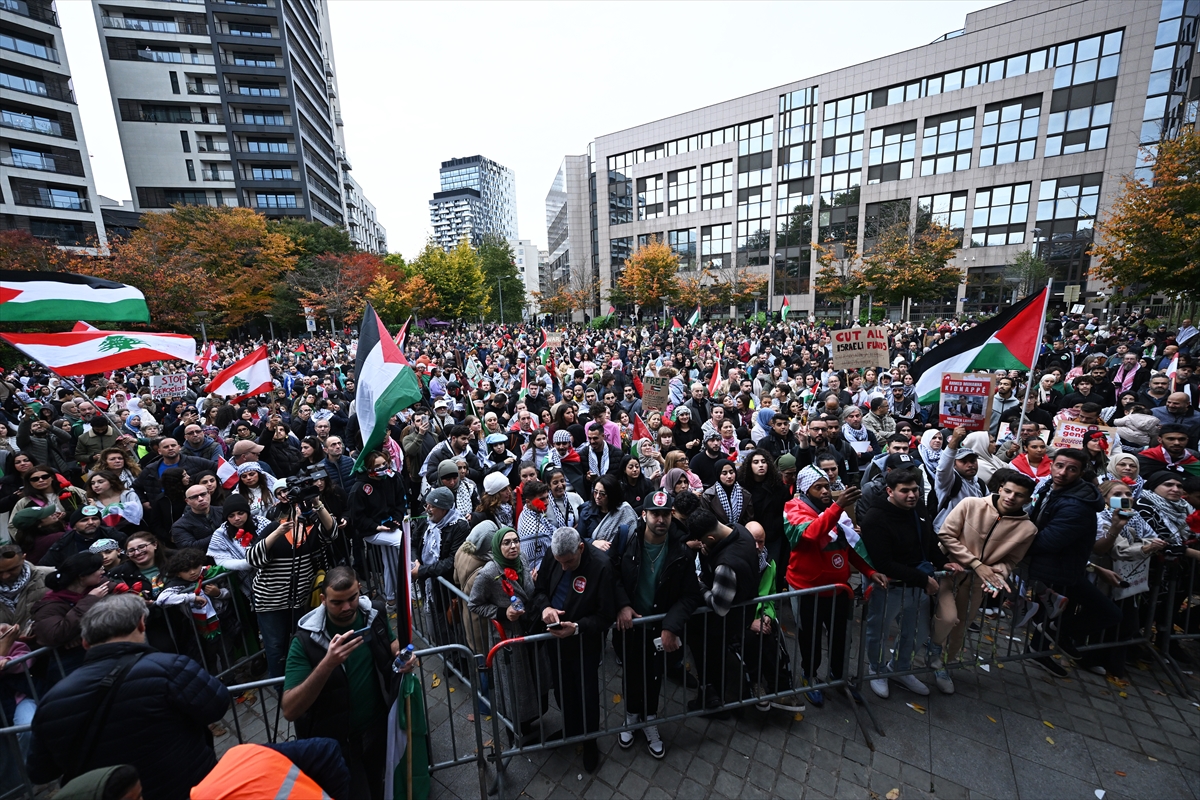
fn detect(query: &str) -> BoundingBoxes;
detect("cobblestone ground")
[217,642,1200,800]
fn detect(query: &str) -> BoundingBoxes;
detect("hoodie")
[1026,477,1106,584]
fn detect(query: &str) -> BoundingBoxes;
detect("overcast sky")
[58,0,999,259]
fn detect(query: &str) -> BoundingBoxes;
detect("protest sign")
[642,376,670,412]
[150,372,188,399]
[831,326,889,371]
[1052,421,1116,450]
[938,373,995,431]
[545,332,563,350]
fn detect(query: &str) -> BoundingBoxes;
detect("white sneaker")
[933,669,955,695]
[618,713,638,749]
[868,667,889,699]
[893,672,931,696]
[644,715,664,759]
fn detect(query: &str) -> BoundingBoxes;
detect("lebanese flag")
[72,321,99,332]
[781,296,790,320]
[632,412,652,442]
[0,329,195,375]
[216,456,239,490]
[1167,352,1179,391]
[197,342,218,375]
[708,361,722,397]
[204,345,272,404]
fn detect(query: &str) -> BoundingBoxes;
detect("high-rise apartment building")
[93,0,383,244]
[508,238,540,317]
[543,153,591,295]
[429,154,516,250]
[343,168,385,253]
[1,0,107,248]
[553,0,1197,318]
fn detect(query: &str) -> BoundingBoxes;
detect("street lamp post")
[751,291,761,321]
[193,312,208,349]
[659,295,670,327]
[264,313,275,342]
[498,277,504,325]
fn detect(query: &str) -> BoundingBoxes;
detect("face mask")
[371,466,394,479]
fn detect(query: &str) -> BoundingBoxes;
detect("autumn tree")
[287,251,381,327]
[363,271,438,326]
[408,238,489,320]
[1093,128,1200,299]
[0,230,77,272]
[532,287,574,318]
[616,236,680,308]
[479,235,525,322]
[675,273,716,314]
[858,217,962,320]
[813,240,864,324]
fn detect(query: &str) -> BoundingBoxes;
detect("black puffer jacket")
[26,641,230,800]
[1026,477,1106,584]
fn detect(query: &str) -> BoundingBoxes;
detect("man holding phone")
[282,566,401,800]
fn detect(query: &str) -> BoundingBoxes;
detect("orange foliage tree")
[363,271,439,326]
[616,236,680,307]
[859,219,962,305]
[1092,128,1200,298]
[288,251,381,325]
[0,230,77,272]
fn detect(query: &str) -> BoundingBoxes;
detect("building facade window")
[779,86,817,181]
[255,192,297,208]
[819,93,865,242]
[737,117,774,156]
[970,183,1031,246]
[700,223,731,269]
[250,166,293,180]
[610,236,632,271]
[1036,173,1101,286]
[979,95,1041,166]
[637,233,660,248]
[918,190,968,244]
[701,160,733,210]
[608,159,633,226]
[186,159,196,181]
[667,167,696,216]
[920,109,974,176]
[776,178,813,248]
[637,174,663,220]
[669,228,696,270]
[863,199,910,250]
[867,120,916,184]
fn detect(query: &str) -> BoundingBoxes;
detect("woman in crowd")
[0,452,35,515]
[660,467,691,497]
[85,470,143,531]
[468,525,549,735]
[515,480,557,570]
[962,431,1008,486]
[1106,453,1144,499]
[917,429,944,486]
[717,419,739,459]
[662,451,702,491]
[258,421,301,479]
[1035,372,1063,414]
[1010,436,1051,480]
[519,429,551,472]
[738,448,788,581]
[10,466,87,564]
[541,467,583,531]
[205,494,268,594]
[577,474,638,552]
[704,459,754,526]
[297,436,325,470]
[95,448,141,490]
[112,531,170,599]
[618,455,655,512]
[234,463,276,517]
[1081,430,1112,479]
[632,437,664,483]
[191,469,227,507]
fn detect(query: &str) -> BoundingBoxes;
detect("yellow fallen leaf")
[1148,756,1158,762]
[613,693,622,705]
[1046,736,1055,745]
[1043,721,1055,729]
[906,703,926,714]
[794,712,804,722]
[984,635,994,643]
[1119,691,1128,698]
[886,790,901,800]
[449,687,455,693]
[987,716,997,723]
[430,674,441,689]
[1114,771,1127,777]
[996,663,1004,669]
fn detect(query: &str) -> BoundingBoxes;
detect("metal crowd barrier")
[152,571,264,681]
[1159,556,1200,698]
[0,646,71,800]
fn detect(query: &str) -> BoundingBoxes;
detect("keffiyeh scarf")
[586,444,610,477]
[422,506,463,567]
[716,483,746,524]
[0,563,31,611]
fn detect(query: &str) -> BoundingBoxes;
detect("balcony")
[236,141,296,154]
[0,0,58,26]
[217,23,277,39]
[1,150,84,176]
[221,53,281,68]
[129,49,216,65]
[212,0,275,6]
[0,71,73,103]
[0,109,69,138]
[12,188,91,212]
[245,193,303,210]
[196,140,230,153]
[101,17,208,35]
[201,167,235,181]
[231,111,291,126]
[227,83,287,98]
[0,34,59,63]
[186,82,220,95]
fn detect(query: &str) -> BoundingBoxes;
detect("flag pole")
[1014,279,1054,439]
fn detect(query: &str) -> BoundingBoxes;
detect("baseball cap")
[70,505,102,525]
[954,448,978,460]
[884,453,915,470]
[642,490,674,512]
[231,440,264,457]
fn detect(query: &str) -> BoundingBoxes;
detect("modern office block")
[508,237,540,317]
[1,0,108,248]
[429,154,516,250]
[553,0,1197,318]
[93,0,383,245]
[543,153,593,297]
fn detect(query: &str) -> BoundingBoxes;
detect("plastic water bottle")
[392,643,415,673]
[509,595,524,613]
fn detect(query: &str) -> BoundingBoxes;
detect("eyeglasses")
[0,549,20,559]
[186,493,207,500]
[127,545,152,554]
[500,538,520,547]
[29,475,51,482]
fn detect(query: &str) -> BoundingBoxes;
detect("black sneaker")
[1056,638,1083,661]
[582,741,600,773]
[1031,655,1070,678]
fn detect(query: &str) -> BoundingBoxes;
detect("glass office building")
[429,154,517,250]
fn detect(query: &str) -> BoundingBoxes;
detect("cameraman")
[247,472,336,679]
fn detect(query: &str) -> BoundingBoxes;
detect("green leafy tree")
[479,235,525,322]
[408,239,489,320]
[1006,250,1052,298]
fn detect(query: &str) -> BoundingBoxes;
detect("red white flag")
[198,342,218,374]
[0,329,195,375]
[204,345,272,404]
[707,361,722,397]
[216,456,239,490]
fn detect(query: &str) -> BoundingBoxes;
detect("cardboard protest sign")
[1052,421,1116,450]
[938,373,995,431]
[150,372,188,399]
[831,326,889,371]
[642,376,670,412]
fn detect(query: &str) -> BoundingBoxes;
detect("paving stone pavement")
[211,643,1200,800]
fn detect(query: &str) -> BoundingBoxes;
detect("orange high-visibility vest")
[191,744,331,799]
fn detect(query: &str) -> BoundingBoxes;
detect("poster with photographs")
[939,373,996,431]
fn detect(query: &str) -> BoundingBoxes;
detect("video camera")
[279,464,327,506]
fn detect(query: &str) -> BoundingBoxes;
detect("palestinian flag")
[687,305,701,326]
[671,316,683,329]
[632,412,652,442]
[204,345,272,404]
[0,329,195,375]
[0,270,150,323]
[780,296,790,321]
[839,512,873,568]
[606,304,616,317]
[518,358,528,400]
[708,360,722,397]
[215,456,240,490]
[535,329,550,364]
[394,315,411,350]
[910,288,1048,405]
[353,304,424,473]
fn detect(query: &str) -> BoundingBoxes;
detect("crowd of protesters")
[0,307,1197,793]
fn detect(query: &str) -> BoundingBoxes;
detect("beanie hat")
[223,494,252,519]
[426,486,455,510]
[483,472,509,496]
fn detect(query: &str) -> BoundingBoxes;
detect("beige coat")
[453,543,490,654]
[937,496,1037,578]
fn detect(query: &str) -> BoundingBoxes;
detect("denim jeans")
[864,585,929,673]
[258,608,303,678]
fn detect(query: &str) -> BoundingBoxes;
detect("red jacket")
[782,495,875,592]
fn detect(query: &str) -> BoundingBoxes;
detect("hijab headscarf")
[960,431,1006,484]
[1106,453,1144,498]
[752,408,775,443]
[1139,472,1190,544]
[633,438,661,480]
[662,467,688,495]
[464,520,497,557]
[919,429,943,474]
[490,524,525,595]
